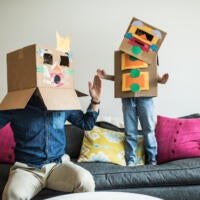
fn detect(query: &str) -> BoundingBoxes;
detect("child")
[97,69,168,166]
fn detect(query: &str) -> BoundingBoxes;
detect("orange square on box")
[121,53,148,70]
[122,72,149,92]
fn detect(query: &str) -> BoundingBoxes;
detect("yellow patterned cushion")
[135,135,145,165]
[78,126,145,166]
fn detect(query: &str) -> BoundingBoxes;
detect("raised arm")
[88,75,102,112]
[97,69,115,81]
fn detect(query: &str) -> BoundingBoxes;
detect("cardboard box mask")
[0,43,86,110]
[114,51,157,98]
[119,17,166,64]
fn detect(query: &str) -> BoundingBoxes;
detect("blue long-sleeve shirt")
[0,95,99,168]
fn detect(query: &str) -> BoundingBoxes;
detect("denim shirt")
[0,95,99,168]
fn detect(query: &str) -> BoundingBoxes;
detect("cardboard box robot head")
[119,17,166,64]
[0,33,86,110]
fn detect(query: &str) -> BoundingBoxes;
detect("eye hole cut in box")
[43,53,69,67]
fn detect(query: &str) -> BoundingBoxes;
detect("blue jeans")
[122,97,157,164]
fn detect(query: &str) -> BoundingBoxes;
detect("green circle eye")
[132,46,141,55]
[131,84,140,92]
[130,69,140,78]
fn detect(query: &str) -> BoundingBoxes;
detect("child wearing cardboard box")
[0,34,102,200]
[98,17,168,166]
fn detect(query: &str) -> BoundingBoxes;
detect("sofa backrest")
[65,125,84,159]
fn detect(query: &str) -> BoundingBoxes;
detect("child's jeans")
[122,97,157,165]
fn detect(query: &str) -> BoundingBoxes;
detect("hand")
[88,75,102,102]
[158,73,169,84]
[97,69,114,81]
[97,69,106,79]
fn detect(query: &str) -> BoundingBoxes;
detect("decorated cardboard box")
[119,17,166,64]
[114,50,157,98]
[0,34,85,110]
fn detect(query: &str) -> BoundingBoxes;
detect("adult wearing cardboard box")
[0,34,102,200]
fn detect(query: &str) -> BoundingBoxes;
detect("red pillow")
[155,115,200,164]
[0,123,16,163]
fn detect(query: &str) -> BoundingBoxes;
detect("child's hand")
[97,69,106,79]
[158,73,169,84]
[97,69,115,81]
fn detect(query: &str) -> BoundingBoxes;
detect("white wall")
[0,0,200,121]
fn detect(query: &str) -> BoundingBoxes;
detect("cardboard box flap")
[0,88,36,110]
[38,88,81,110]
[75,90,88,97]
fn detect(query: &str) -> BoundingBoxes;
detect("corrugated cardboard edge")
[0,88,36,110]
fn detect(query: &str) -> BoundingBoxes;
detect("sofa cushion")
[78,126,127,166]
[155,115,200,164]
[77,157,200,190]
[65,122,124,159]
[0,123,16,164]
[78,124,145,166]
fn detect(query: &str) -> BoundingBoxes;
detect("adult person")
[1,75,102,200]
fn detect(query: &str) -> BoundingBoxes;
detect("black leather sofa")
[1,115,200,200]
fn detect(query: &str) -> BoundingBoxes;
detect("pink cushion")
[0,123,16,163]
[155,115,200,164]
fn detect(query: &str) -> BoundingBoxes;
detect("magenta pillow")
[155,115,200,164]
[0,123,16,163]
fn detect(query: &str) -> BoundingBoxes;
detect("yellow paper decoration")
[56,32,70,53]
[78,126,145,166]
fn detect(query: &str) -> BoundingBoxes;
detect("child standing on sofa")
[97,68,168,166]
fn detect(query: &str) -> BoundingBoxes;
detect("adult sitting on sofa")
[0,77,102,200]
[0,33,103,200]
[1,113,200,200]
